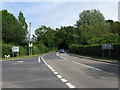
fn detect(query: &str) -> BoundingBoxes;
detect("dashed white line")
[51,69,55,72]
[72,61,101,71]
[53,72,58,75]
[57,75,62,78]
[56,52,67,60]
[40,55,76,88]
[66,82,75,88]
[61,78,67,83]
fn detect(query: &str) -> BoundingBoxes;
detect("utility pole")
[29,22,31,55]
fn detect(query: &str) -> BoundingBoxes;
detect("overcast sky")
[1,0,119,34]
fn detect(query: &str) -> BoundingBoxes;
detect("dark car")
[59,49,65,53]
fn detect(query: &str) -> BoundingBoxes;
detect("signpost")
[12,46,19,57]
[29,43,33,55]
[102,44,113,58]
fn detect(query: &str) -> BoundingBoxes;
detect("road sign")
[29,43,33,47]
[102,44,113,50]
[12,46,19,52]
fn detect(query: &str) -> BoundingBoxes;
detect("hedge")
[1,44,27,58]
[69,43,120,60]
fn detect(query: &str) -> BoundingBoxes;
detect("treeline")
[34,9,120,49]
[1,10,54,58]
[1,9,120,59]
[34,9,120,59]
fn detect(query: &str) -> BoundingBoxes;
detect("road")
[2,56,68,88]
[2,52,119,88]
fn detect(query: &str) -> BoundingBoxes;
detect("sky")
[1,0,119,34]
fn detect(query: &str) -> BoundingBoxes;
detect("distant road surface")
[2,52,119,88]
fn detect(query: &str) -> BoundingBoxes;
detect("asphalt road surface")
[43,52,119,88]
[2,52,119,88]
[2,56,68,88]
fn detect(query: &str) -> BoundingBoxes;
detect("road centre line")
[72,61,102,71]
[40,55,76,88]
[56,52,67,60]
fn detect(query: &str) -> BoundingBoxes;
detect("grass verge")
[1,51,56,61]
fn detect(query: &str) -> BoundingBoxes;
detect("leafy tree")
[100,33,119,43]
[76,9,105,27]
[2,10,27,45]
[18,11,28,30]
[35,25,56,50]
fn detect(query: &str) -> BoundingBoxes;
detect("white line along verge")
[66,83,75,88]
[56,52,59,56]
[51,69,55,72]
[53,72,58,75]
[38,56,41,63]
[57,75,62,78]
[61,78,67,83]
[40,55,76,88]
[73,61,101,71]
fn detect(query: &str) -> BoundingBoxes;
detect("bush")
[32,43,48,55]
[32,45,41,55]
[19,46,27,56]
[2,44,12,58]
[69,43,120,60]
[1,44,27,58]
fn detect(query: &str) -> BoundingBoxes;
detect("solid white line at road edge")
[72,61,102,71]
[38,56,41,63]
[40,55,76,88]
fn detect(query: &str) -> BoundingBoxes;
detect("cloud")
[1,2,119,35]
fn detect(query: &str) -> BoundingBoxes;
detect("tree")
[2,10,27,45]
[76,9,105,27]
[18,11,28,30]
[35,25,56,50]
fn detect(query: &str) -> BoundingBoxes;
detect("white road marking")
[49,67,53,70]
[69,54,120,67]
[41,55,76,88]
[51,69,55,72]
[56,52,67,60]
[72,61,101,71]
[61,78,67,83]
[53,72,58,75]
[56,52,59,56]
[17,61,23,63]
[38,56,41,63]
[57,75,62,78]
[66,82,75,88]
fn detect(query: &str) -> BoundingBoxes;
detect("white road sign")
[29,43,33,47]
[102,44,113,49]
[12,46,19,52]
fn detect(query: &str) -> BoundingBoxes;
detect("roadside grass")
[1,54,42,60]
[1,51,56,61]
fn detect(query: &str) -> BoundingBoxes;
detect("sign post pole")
[109,49,111,58]
[102,44,113,58]
[12,46,19,57]
[102,49,104,57]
